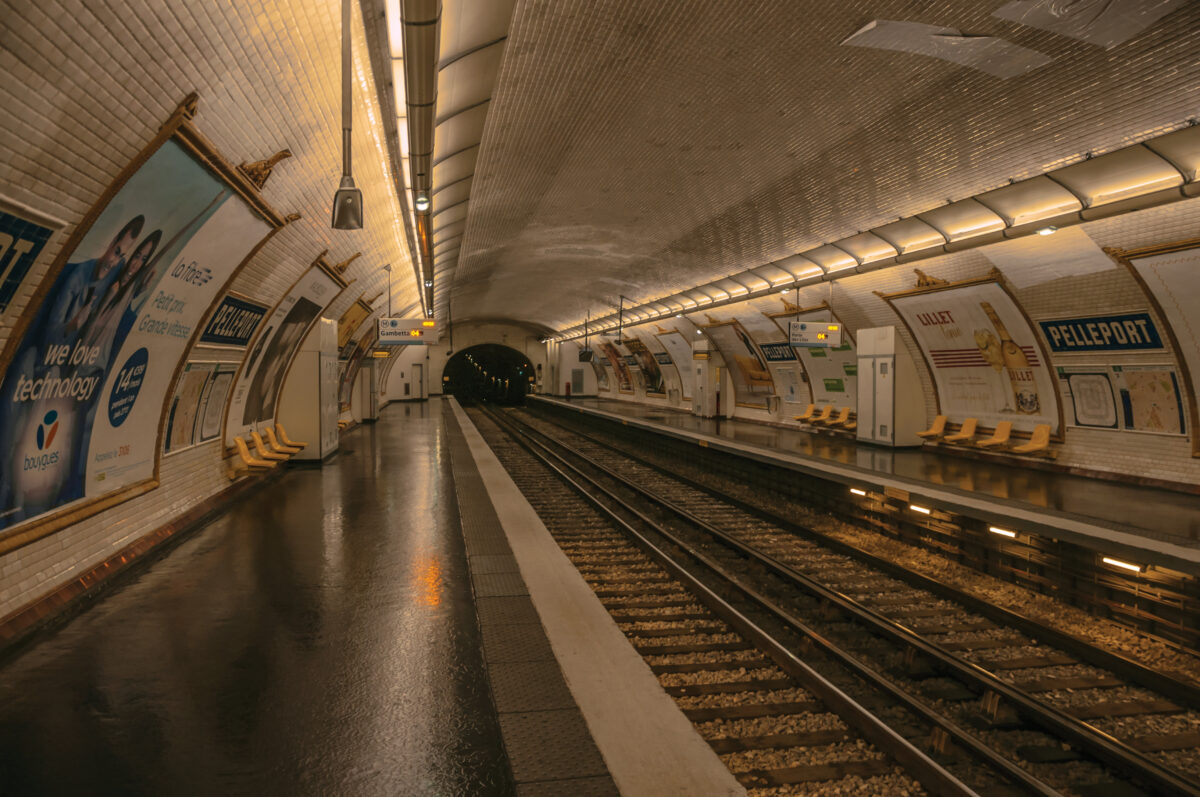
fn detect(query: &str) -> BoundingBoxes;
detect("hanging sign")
[378,317,435,345]
[789,321,843,348]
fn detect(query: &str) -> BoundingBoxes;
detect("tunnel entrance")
[444,344,536,406]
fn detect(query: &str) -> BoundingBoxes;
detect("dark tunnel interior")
[443,344,536,405]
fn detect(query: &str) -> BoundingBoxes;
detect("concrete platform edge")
[450,399,745,797]
[533,396,1200,573]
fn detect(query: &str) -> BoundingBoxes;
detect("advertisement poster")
[164,362,216,452]
[656,330,694,400]
[226,265,339,445]
[337,299,372,350]
[774,367,804,404]
[0,201,60,316]
[598,338,633,393]
[338,334,372,411]
[0,139,271,530]
[589,354,609,391]
[199,294,267,347]
[1124,244,1200,453]
[885,279,1059,432]
[624,337,665,395]
[770,305,856,407]
[701,320,774,408]
[1059,364,1186,435]
[198,366,234,442]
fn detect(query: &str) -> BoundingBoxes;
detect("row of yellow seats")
[917,416,1054,456]
[793,403,857,432]
[229,424,309,479]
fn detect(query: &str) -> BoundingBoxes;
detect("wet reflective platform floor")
[0,402,515,796]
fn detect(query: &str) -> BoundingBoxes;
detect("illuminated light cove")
[1102,556,1143,573]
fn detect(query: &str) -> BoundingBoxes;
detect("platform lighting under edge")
[988,526,1017,538]
[910,504,932,515]
[1102,556,1144,573]
[849,487,867,496]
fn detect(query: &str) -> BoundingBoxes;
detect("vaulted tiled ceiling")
[438,0,1198,333]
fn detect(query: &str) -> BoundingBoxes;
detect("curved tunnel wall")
[583,196,1200,489]
[0,0,417,631]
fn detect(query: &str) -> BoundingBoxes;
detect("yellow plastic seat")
[264,426,301,455]
[806,405,834,425]
[250,430,289,461]
[1012,424,1053,456]
[229,436,277,479]
[822,407,851,427]
[276,423,308,449]
[976,421,1012,449]
[917,415,947,439]
[843,415,857,431]
[793,404,816,422]
[943,418,977,444]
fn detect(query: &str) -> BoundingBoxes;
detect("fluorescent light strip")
[910,505,931,515]
[849,488,866,496]
[1102,556,1143,573]
[988,526,1016,538]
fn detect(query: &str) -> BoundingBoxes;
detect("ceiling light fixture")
[849,487,866,496]
[330,0,362,229]
[988,526,1016,538]
[1037,225,1058,236]
[414,193,430,212]
[424,279,433,287]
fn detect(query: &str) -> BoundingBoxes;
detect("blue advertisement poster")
[0,140,270,530]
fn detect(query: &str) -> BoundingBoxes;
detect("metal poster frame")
[877,268,1065,441]
[1106,238,1200,456]
[220,250,353,455]
[0,94,289,554]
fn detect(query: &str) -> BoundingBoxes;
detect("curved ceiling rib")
[393,0,516,325]
[551,124,1200,342]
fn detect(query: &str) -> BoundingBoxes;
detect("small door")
[413,364,423,399]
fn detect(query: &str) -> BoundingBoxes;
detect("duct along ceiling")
[371,0,1199,336]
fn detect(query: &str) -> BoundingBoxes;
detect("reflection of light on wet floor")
[417,555,443,607]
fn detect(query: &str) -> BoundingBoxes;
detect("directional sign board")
[379,317,436,345]
[789,320,842,348]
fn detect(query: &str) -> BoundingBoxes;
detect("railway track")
[472,403,1200,797]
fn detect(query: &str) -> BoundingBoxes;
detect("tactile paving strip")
[517,777,621,797]
[472,571,530,598]
[489,660,578,713]
[445,402,618,793]
[470,554,521,574]
[499,710,611,784]
[482,622,556,663]
[476,596,542,626]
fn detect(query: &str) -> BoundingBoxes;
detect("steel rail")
[480,407,1030,797]
[498,407,1200,797]
[532,405,1200,712]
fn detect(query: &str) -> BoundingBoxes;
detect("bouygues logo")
[37,410,59,450]
[24,410,62,471]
